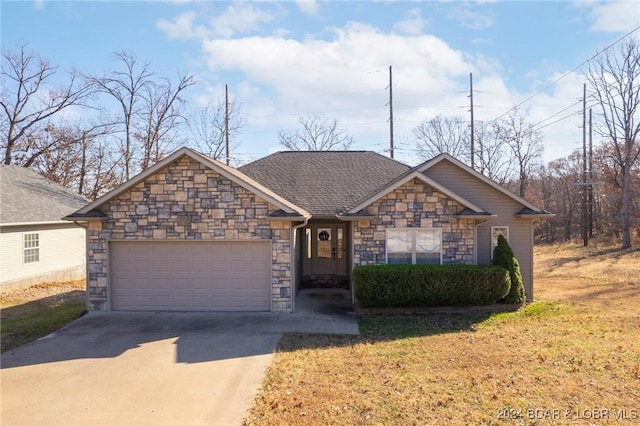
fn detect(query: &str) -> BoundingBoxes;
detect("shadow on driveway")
[1,312,286,426]
[0,313,271,368]
[2,299,359,369]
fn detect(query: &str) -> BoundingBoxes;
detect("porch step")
[301,275,349,289]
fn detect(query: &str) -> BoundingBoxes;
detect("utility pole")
[588,108,594,238]
[388,65,394,159]
[581,83,588,247]
[469,72,475,170]
[225,84,230,166]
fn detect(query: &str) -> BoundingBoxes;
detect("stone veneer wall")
[86,157,292,312]
[353,178,475,265]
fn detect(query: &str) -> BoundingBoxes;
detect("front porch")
[294,288,355,318]
[298,220,352,290]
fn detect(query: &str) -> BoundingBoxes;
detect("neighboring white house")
[0,166,88,291]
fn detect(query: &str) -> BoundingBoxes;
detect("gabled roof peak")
[65,147,309,220]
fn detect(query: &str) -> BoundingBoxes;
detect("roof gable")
[0,165,88,225]
[418,153,546,212]
[66,147,309,219]
[346,171,486,214]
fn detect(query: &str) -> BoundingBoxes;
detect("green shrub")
[353,264,511,308]
[491,234,525,304]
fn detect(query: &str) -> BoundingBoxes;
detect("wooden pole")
[470,72,475,169]
[588,108,594,238]
[582,83,588,246]
[225,84,230,166]
[389,65,394,159]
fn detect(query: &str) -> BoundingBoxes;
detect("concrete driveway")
[1,292,358,426]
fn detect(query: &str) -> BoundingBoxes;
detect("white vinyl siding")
[386,228,442,265]
[0,224,85,286]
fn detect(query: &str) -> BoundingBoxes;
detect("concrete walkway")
[1,295,359,426]
[293,288,359,335]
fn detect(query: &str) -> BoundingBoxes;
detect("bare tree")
[493,107,544,197]
[87,50,194,178]
[541,155,583,241]
[279,115,354,151]
[188,97,245,161]
[413,115,470,162]
[473,122,513,184]
[86,50,151,179]
[1,45,91,165]
[137,74,196,169]
[586,39,640,249]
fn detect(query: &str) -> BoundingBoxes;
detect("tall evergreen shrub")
[491,234,526,304]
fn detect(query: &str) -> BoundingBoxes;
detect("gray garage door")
[110,241,271,311]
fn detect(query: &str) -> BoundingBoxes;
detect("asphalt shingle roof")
[239,151,410,216]
[0,166,88,224]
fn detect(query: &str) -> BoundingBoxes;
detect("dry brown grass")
[244,244,640,425]
[1,280,86,352]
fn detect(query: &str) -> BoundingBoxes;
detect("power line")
[537,112,579,131]
[486,25,640,125]
[533,100,582,127]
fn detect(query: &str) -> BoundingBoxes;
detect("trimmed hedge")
[353,264,511,308]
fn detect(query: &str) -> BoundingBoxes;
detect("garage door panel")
[110,241,271,311]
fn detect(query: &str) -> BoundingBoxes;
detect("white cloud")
[197,22,488,162]
[33,0,45,10]
[209,3,274,38]
[156,4,274,40]
[160,13,585,164]
[295,0,319,16]
[584,1,640,33]
[393,8,427,35]
[201,22,470,95]
[448,3,494,30]
[156,11,201,40]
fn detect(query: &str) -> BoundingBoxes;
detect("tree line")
[1,46,243,199]
[409,40,639,249]
[2,40,638,248]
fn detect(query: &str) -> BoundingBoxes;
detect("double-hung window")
[386,228,442,265]
[23,233,40,263]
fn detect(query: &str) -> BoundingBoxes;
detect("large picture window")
[23,233,40,263]
[386,228,442,265]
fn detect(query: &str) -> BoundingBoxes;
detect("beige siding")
[0,224,85,290]
[424,162,535,301]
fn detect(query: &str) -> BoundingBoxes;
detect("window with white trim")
[23,233,40,263]
[386,228,442,265]
[491,226,509,259]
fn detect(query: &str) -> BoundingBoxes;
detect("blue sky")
[2,0,639,165]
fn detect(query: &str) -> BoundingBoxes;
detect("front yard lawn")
[1,280,86,352]
[244,244,640,425]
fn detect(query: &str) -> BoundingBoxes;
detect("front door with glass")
[305,224,347,276]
